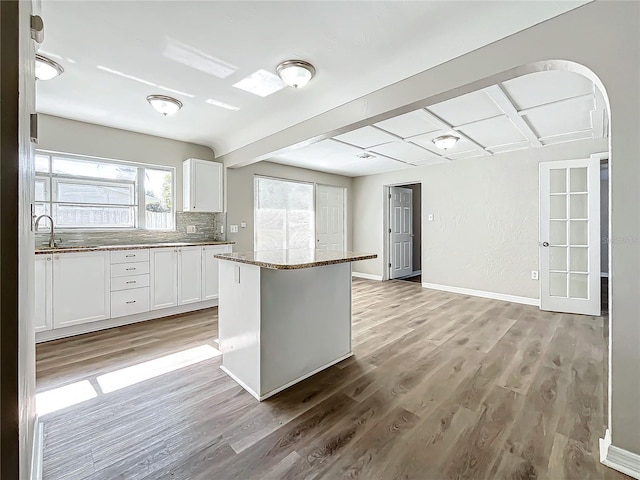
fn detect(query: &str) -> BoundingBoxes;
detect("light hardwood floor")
[36,279,628,480]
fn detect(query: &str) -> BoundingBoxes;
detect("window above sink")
[35,151,175,232]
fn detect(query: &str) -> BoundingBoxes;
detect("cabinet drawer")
[111,274,150,292]
[111,262,150,277]
[111,249,150,264]
[111,287,150,318]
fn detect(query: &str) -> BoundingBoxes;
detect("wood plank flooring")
[36,279,628,480]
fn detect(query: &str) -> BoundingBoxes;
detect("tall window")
[35,152,175,231]
[254,176,314,250]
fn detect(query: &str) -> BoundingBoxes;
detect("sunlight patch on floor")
[36,380,97,416]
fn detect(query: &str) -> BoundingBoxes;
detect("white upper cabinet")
[150,247,179,310]
[202,244,232,301]
[177,246,202,305]
[35,254,53,332]
[183,158,223,212]
[52,251,111,328]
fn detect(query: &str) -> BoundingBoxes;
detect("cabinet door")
[35,255,53,332]
[150,248,178,310]
[202,245,231,301]
[178,246,202,305]
[184,159,223,212]
[52,252,110,328]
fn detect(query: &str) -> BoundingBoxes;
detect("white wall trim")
[352,272,383,281]
[421,282,540,306]
[35,300,218,343]
[30,419,43,480]
[600,430,640,479]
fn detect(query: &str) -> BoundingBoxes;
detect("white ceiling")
[36,1,588,157]
[267,70,608,176]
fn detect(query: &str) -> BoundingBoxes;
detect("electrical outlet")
[186,225,196,234]
[240,221,247,228]
[230,224,239,233]
[531,270,539,280]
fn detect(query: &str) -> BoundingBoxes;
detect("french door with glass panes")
[539,158,600,315]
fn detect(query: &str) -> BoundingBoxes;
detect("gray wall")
[38,114,216,212]
[352,139,608,299]
[226,161,352,252]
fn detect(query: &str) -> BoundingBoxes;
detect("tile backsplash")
[35,212,226,248]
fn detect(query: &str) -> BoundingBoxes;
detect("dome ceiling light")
[35,54,64,80]
[432,134,460,150]
[276,60,316,89]
[146,95,183,116]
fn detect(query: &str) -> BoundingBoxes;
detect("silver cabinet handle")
[46,257,51,261]
[125,267,136,271]
[125,254,135,257]
[126,300,136,304]
[126,280,136,284]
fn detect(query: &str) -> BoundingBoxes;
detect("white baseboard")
[600,430,640,479]
[352,272,383,281]
[221,352,353,402]
[421,282,540,306]
[36,300,218,343]
[30,419,43,480]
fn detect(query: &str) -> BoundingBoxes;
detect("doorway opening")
[384,183,422,283]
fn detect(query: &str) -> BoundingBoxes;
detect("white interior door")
[390,186,413,279]
[316,184,345,251]
[540,158,600,315]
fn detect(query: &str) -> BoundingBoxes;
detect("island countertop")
[35,241,235,255]
[213,249,377,270]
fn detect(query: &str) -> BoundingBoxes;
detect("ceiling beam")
[484,84,542,147]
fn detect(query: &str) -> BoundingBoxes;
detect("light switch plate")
[186,225,196,234]
[230,225,239,233]
[428,214,434,222]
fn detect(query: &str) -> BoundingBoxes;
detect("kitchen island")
[214,249,376,401]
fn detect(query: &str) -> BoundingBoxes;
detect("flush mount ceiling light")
[146,95,183,116]
[35,54,64,80]
[432,134,460,150]
[276,60,316,88]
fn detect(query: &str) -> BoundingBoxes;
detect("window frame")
[35,150,176,232]
[253,174,316,251]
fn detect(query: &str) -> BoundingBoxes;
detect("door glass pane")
[570,220,588,245]
[570,247,588,272]
[570,167,588,192]
[570,193,588,219]
[569,273,588,299]
[550,195,567,219]
[550,169,567,193]
[550,221,567,245]
[550,272,568,297]
[549,247,568,271]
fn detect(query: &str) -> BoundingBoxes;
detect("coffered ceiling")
[35,1,588,157]
[267,70,608,176]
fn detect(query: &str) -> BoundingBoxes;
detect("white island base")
[218,260,354,401]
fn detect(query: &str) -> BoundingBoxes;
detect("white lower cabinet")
[35,254,53,332]
[52,251,111,328]
[36,244,232,341]
[202,244,232,300]
[150,247,178,310]
[178,246,202,305]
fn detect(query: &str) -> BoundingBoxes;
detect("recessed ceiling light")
[432,135,460,150]
[146,95,183,116]
[276,60,316,88]
[232,69,285,97]
[35,54,64,80]
[205,98,240,111]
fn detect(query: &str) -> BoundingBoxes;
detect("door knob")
[542,241,549,247]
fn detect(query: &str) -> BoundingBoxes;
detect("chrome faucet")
[35,214,57,248]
